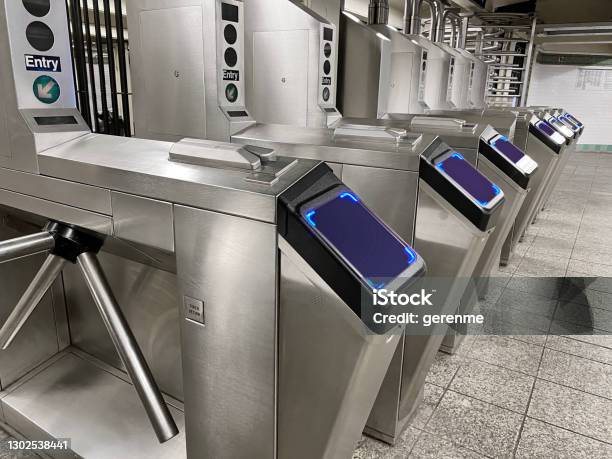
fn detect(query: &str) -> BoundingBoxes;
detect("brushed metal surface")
[0,225,59,389]
[511,134,559,247]
[174,205,277,459]
[63,251,183,401]
[77,253,178,443]
[1,352,186,459]
[0,188,113,235]
[38,133,320,224]
[366,181,491,444]
[111,192,175,253]
[0,167,111,215]
[278,239,401,459]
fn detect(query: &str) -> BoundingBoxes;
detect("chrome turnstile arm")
[0,222,179,443]
[0,232,55,264]
[77,252,179,442]
[0,254,67,349]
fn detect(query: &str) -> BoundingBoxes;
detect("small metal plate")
[183,296,205,325]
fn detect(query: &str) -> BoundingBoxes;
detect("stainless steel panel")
[252,30,309,127]
[341,165,418,244]
[474,157,527,280]
[0,167,112,215]
[366,181,491,444]
[1,352,186,459]
[38,133,320,224]
[278,239,401,459]
[0,224,59,389]
[111,192,174,253]
[174,205,276,459]
[63,251,183,401]
[0,188,112,235]
[512,135,558,247]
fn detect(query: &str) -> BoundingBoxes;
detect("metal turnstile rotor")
[0,222,179,444]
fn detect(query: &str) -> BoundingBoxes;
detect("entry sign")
[33,75,60,104]
[25,54,61,72]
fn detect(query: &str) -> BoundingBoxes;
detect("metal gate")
[65,0,131,136]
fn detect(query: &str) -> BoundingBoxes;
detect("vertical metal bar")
[83,0,100,132]
[65,0,80,112]
[93,0,110,133]
[71,0,92,126]
[521,16,538,107]
[103,0,119,135]
[0,255,67,350]
[0,233,54,264]
[77,252,179,443]
[114,0,131,137]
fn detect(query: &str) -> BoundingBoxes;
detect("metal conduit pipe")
[404,0,441,40]
[368,0,389,25]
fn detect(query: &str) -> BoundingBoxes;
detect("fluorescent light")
[376,32,391,42]
[342,11,361,24]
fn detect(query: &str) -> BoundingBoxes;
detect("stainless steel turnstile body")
[233,123,504,444]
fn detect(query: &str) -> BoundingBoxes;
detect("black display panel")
[227,110,248,117]
[221,3,239,22]
[535,120,557,137]
[323,27,333,41]
[492,136,525,164]
[301,190,417,289]
[435,153,501,206]
[34,116,78,126]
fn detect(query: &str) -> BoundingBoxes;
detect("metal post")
[0,254,66,349]
[521,16,538,107]
[0,233,54,264]
[77,252,179,443]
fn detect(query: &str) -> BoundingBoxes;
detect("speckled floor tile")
[527,236,574,259]
[411,384,445,429]
[0,430,7,441]
[538,348,612,399]
[554,300,612,333]
[559,284,612,312]
[354,427,422,459]
[505,276,565,299]
[468,335,543,376]
[496,288,558,318]
[546,334,612,366]
[528,379,612,443]
[409,431,487,459]
[565,275,612,295]
[549,320,612,347]
[515,418,612,459]
[515,255,570,277]
[449,359,534,413]
[424,390,522,458]
[425,352,464,388]
[479,302,553,334]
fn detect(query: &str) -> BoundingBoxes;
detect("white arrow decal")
[37,80,56,99]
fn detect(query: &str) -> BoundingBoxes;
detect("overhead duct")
[368,0,390,25]
[404,0,442,39]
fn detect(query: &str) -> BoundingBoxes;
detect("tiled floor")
[354,152,612,458]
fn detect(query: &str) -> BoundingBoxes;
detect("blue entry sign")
[301,189,420,290]
[435,152,503,207]
[32,75,60,104]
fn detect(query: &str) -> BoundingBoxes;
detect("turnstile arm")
[0,232,55,264]
[77,252,179,443]
[0,254,66,349]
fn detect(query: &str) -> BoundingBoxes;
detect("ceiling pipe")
[368,0,389,25]
[404,0,441,40]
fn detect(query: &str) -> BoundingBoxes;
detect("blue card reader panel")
[301,188,419,290]
[565,113,583,128]
[434,152,502,208]
[529,117,566,154]
[479,133,538,189]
